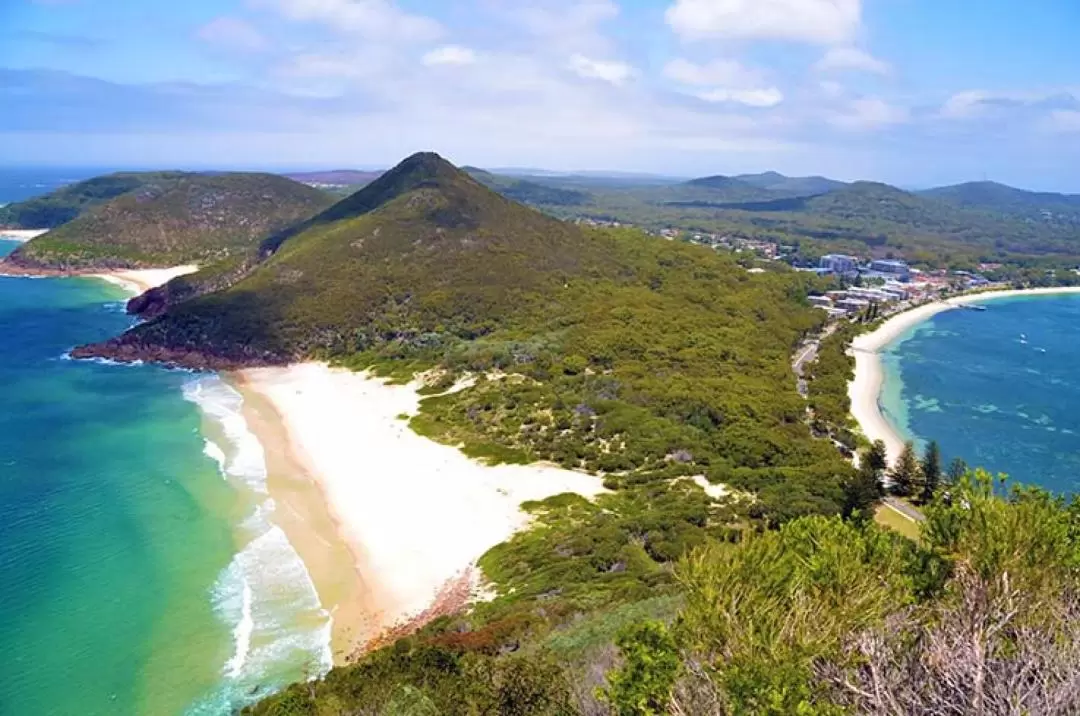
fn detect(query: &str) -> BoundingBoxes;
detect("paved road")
[792,324,840,398]
[883,496,926,522]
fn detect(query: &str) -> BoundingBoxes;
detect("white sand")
[239,363,608,629]
[0,229,49,242]
[849,287,1080,464]
[93,265,198,295]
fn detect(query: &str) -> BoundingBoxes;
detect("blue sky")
[2,0,1079,190]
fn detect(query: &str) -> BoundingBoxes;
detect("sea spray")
[183,375,332,714]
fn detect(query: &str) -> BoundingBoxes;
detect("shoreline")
[229,376,388,665]
[235,363,607,658]
[0,229,50,242]
[0,263,198,295]
[91,265,198,295]
[848,287,1080,465]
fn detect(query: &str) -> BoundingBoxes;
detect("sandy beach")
[0,229,50,242]
[849,287,1080,464]
[93,265,198,294]
[236,363,607,658]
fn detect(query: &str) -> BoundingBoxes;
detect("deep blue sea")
[881,294,1080,493]
[0,168,109,205]
[0,231,328,710]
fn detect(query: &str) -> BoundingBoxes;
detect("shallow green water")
[0,240,329,715]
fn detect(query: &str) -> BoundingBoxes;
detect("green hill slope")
[0,172,186,230]
[922,181,1080,225]
[4,172,333,270]
[78,152,848,507]
[694,181,1080,258]
[661,174,784,204]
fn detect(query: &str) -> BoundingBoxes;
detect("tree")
[867,440,889,473]
[921,441,943,504]
[947,457,968,485]
[845,448,886,519]
[889,442,922,498]
[842,439,894,516]
[601,621,680,715]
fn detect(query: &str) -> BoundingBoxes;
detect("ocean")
[880,293,1080,494]
[0,168,109,206]
[0,235,329,713]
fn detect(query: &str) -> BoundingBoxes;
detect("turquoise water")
[0,240,329,714]
[881,294,1080,493]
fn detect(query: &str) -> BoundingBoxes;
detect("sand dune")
[237,363,607,648]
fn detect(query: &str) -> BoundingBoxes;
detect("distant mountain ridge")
[464,167,590,206]
[284,170,383,187]
[920,181,1080,224]
[735,171,848,196]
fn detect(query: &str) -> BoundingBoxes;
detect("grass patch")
[874,503,922,542]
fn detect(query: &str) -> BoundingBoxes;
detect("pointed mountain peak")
[312,151,471,223]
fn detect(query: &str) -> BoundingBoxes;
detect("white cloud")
[665,58,781,107]
[830,97,908,129]
[815,47,889,75]
[422,46,477,67]
[518,0,619,39]
[940,90,994,119]
[1047,110,1080,133]
[664,58,763,87]
[568,54,635,85]
[259,0,441,42]
[939,89,1080,123]
[696,87,784,107]
[196,17,268,52]
[819,80,844,98]
[666,0,861,45]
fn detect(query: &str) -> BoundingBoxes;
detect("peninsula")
[0,172,331,277]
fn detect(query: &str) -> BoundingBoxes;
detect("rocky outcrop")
[70,337,289,371]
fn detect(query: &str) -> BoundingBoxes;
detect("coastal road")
[792,323,840,397]
[883,496,926,522]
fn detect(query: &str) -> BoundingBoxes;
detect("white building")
[820,254,859,275]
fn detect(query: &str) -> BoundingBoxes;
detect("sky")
[2,0,1079,190]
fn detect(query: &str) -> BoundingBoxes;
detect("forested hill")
[0,171,185,230]
[465,169,1080,260]
[77,151,849,510]
[2,172,332,271]
[921,181,1080,225]
[735,171,848,195]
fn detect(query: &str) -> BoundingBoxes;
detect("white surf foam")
[183,375,332,714]
[202,439,228,479]
[183,377,268,494]
[224,580,254,678]
[58,352,145,367]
